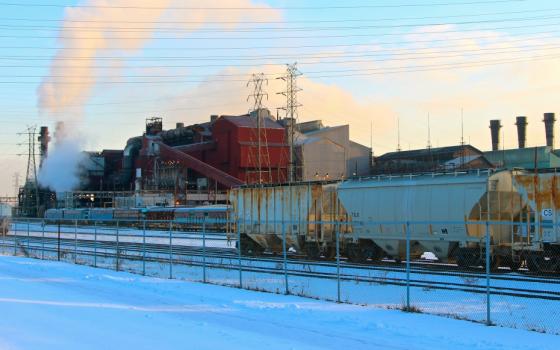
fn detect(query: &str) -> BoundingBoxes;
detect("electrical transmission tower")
[277,63,302,183]
[247,73,268,112]
[17,126,39,216]
[247,73,269,184]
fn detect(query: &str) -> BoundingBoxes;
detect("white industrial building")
[295,121,371,181]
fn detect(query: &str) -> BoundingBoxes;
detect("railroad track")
[3,233,560,285]
[2,234,559,301]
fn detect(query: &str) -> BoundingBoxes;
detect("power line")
[6,49,560,84]
[1,13,558,32]
[0,52,556,85]
[1,29,557,52]
[3,42,560,72]
[0,7,555,25]
[0,21,556,40]
[0,53,555,87]
[1,101,248,119]
[0,1,528,10]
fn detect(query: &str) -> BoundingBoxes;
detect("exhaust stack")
[544,113,556,148]
[38,126,50,167]
[489,119,502,151]
[515,116,527,149]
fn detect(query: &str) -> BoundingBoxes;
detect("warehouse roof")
[484,146,560,169]
[377,145,482,161]
[218,115,285,129]
[373,144,492,174]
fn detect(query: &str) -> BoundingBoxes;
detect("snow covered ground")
[2,226,560,335]
[0,255,557,350]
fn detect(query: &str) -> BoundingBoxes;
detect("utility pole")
[427,112,432,150]
[247,73,268,184]
[396,117,402,152]
[12,172,20,198]
[277,63,302,183]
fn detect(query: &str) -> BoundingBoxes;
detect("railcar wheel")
[346,244,367,263]
[455,249,479,269]
[324,246,337,260]
[527,253,560,273]
[304,243,321,260]
[507,257,522,272]
[239,236,264,256]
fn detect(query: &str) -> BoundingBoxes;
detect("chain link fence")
[0,217,558,334]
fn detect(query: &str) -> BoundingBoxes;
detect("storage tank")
[337,170,524,262]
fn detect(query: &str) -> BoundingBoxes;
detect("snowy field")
[0,255,557,350]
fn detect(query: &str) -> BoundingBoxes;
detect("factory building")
[484,113,560,170]
[77,111,371,202]
[294,120,371,180]
[372,145,492,175]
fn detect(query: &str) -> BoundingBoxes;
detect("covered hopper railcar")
[229,169,560,272]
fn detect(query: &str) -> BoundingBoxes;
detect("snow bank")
[0,255,557,350]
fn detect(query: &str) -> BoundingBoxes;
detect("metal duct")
[544,112,556,148]
[515,116,527,149]
[489,119,502,151]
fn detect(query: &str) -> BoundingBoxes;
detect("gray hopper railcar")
[229,169,560,272]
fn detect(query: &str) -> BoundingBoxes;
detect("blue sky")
[1,0,560,195]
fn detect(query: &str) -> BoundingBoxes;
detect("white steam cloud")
[38,123,87,193]
[37,0,281,114]
[35,1,281,194]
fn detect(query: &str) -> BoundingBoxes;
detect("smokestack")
[38,126,50,166]
[176,122,184,129]
[515,116,527,149]
[489,119,502,151]
[544,112,556,148]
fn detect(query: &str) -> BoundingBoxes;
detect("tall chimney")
[489,119,502,151]
[544,112,556,148]
[515,116,527,149]
[38,126,50,167]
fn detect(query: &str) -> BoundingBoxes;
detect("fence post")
[237,218,242,288]
[142,221,146,275]
[13,219,17,256]
[336,219,341,303]
[202,216,207,283]
[282,220,288,295]
[406,221,411,310]
[74,220,78,263]
[169,221,173,279]
[485,220,491,326]
[94,221,97,268]
[26,220,30,253]
[41,219,45,260]
[116,220,120,271]
[57,220,60,261]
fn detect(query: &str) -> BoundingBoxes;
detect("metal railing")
[0,217,559,334]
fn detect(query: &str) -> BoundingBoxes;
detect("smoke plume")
[37,0,281,114]
[38,122,87,193]
[35,1,280,193]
